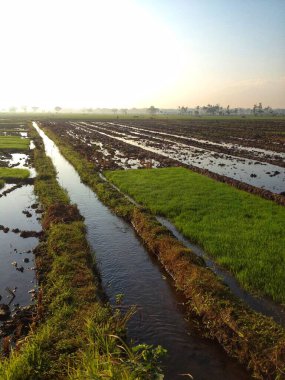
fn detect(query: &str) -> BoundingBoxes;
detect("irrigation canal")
[34,122,250,380]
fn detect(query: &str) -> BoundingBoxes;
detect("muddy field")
[38,121,285,379]
[41,119,285,196]
[0,122,40,344]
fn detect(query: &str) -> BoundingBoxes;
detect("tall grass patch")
[106,167,285,303]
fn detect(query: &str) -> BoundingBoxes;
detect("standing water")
[0,146,40,331]
[33,122,249,380]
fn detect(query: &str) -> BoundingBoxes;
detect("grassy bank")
[0,136,30,151]
[0,126,163,379]
[40,122,285,379]
[106,167,285,304]
[0,168,30,181]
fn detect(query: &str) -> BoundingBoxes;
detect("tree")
[226,105,230,115]
[32,107,39,112]
[264,106,274,115]
[147,105,159,115]
[178,106,188,114]
[112,108,118,115]
[194,106,200,116]
[253,103,263,116]
[55,106,62,112]
[120,108,128,115]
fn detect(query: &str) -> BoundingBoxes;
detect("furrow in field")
[69,121,285,194]
[99,121,285,163]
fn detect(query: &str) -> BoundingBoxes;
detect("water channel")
[33,122,251,379]
[99,172,285,327]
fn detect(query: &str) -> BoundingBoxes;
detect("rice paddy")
[106,167,285,303]
[0,136,30,151]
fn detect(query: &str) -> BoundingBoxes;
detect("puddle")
[0,186,39,313]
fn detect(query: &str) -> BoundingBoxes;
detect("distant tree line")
[177,103,276,116]
[1,103,280,116]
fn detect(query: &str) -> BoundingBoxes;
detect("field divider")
[0,124,163,379]
[40,122,285,379]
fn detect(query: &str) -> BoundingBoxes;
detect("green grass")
[0,136,30,151]
[106,167,285,303]
[0,167,30,180]
[0,179,4,189]
[0,123,164,379]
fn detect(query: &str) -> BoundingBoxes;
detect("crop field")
[106,167,285,303]
[0,167,30,180]
[40,119,285,301]
[41,118,285,195]
[0,121,38,352]
[0,120,27,133]
[39,119,285,378]
[0,136,30,151]
[1,118,285,380]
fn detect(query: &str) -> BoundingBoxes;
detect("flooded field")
[34,123,251,379]
[0,122,40,340]
[37,118,285,378]
[1,118,284,378]
[42,119,285,194]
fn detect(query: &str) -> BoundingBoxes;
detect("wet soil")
[34,123,251,379]
[111,118,285,155]
[0,127,40,343]
[0,186,40,329]
[39,120,285,195]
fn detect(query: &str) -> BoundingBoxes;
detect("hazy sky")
[0,0,284,109]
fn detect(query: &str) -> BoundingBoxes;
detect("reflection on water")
[0,186,39,311]
[34,122,249,380]
[75,121,285,194]
[157,216,285,328]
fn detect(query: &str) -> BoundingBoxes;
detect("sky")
[0,0,284,109]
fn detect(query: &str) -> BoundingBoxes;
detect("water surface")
[34,122,250,380]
